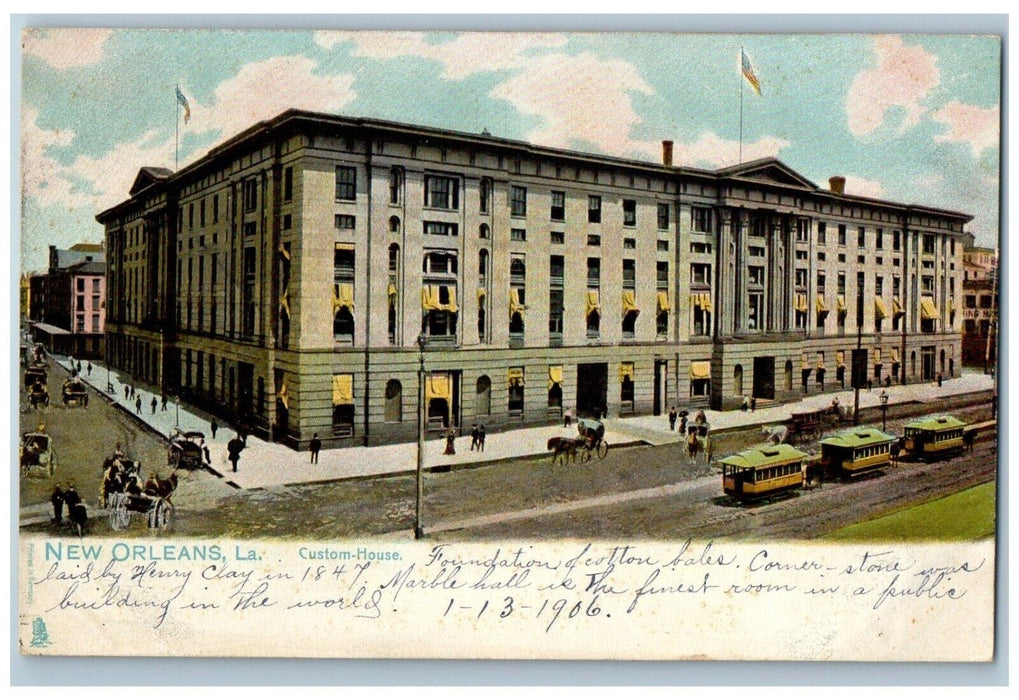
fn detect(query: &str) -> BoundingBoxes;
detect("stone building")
[97,110,968,448]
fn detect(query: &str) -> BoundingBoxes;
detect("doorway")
[753,356,775,400]
[577,363,607,419]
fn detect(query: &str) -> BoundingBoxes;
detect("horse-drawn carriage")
[27,381,50,409]
[25,362,47,389]
[62,378,89,407]
[102,454,176,530]
[548,418,610,465]
[168,430,209,470]
[785,405,845,443]
[20,431,55,476]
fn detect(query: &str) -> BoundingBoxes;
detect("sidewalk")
[55,356,994,491]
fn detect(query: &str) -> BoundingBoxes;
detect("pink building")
[29,244,106,358]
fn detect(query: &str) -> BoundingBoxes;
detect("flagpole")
[175,83,179,171]
[739,47,744,164]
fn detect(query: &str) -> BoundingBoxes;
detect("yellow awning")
[507,368,524,387]
[425,374,451,401]
[690,360,711,380]
[334,242,355,251]
[437,285,458,314]
[332,374,353,406]
[622,290,640,316]
[801,354,810,371]
[278,246,291,261]
[548,366,563,389]
[891,347,900,363]
[619,362,635,382]
[509,288,526,318]
[277,378,289,409]
[333,283,354,313]
[280,287,290,317]
[892,298,904,317]
[795,294,808,313]
[816,295,828,313]
[387,282,398,300]
[836,350,845,368]
[422,285,439,311]
[836,295,846,314]
[874,297,889,320]
[477,287,486,300]
[696,292,713,312]
[816,354,826,370]
[656,291,670,312]
[586,290,601,316]
[920,297,939,320]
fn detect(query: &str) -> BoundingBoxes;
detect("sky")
[18,28,1002,273]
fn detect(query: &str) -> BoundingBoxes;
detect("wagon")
[20,432,56,477]
[25,364,47,388]
[103,457,176,530]
[168,430,208,470]
[62,379,89,407]
[28,384,50,409]
[106,491,174,531]
[786,406,842,442]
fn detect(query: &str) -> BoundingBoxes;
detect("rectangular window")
[657,203,670,230]
[748,266,765,286]
[795,268,808,288]
[624,238,636,250]
[923,234,936,255]
[76,295,85,311]
[795,250,808,260]
[424,221,458,236]
[335,166,357,201]
[817,252,826,261]
[817,222,827,245]
[283,214,292,230]
[690,242,712,255]
[922,275,935,293]
[623,199,637,227]
[692,207,712,232]
[587,234,601,246]
[657,240,669,252]
[588,195,602,223]
[691,263,711,287]
[76,278,86,292]
[838,224,847,246]
[76,315,85,333]
[510,186,527,217]
[200,199,206,227]
[424,175,458,209]
[876,228,884,249]
[587,258,601,287]
[858,227,866,248]
[243,179,258,211]
[212,194,219,223]
[91,314,100,332]
[837,273,846,295]
[334,214,356,230]
[749,246,765,257]
[893,230,901,251]
[510,228,527,242]
[876,276,884,295]
[796,219,809,242]
[188,203,194,229]
[748,293,764,330]
[817,271,826,290]
[550,191,565,221]
[284,167,293,201]
[551,231,565,244]
[92,278,100,292]
[623,259,636,289]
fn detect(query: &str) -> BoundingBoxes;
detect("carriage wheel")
[596,441,608,459]
[154,500,174,529]
[108,494,130,531]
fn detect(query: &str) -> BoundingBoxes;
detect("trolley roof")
[903,415,968,431]
[718,444,808,469]
[820,427,897,448]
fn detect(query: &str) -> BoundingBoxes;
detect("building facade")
[98,110,968,448]
[28,244,107,358]
[961,241,998,367]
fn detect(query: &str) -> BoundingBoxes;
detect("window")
[242,179,258,212]
[623,199,637,227]
[796,219,809,243]
[965,295,977,309]
[858,227,866,248]
[657,203,670,230]
[335,166,357,201]
[624,238,636,250]
[212,194,219,223]
[91,314,100,332]
[478,224,489,239]
[334,214,356,230]
[479,179,491,213]
[511,186,527,217]
[76,278,85,292]
[284,167,293,202]
[425,175,459,209]
[424,221,458,236]
[749,246,765,257]
[588,195,602,223]
[818,252,826,261]
[837,273,846,295]
[796,250,808,261]
[384,380,403,422]
[550,191,565,221]
[795,268,808,288]
[390,216,402,233]
[838,253,846,263]
[188,203,194,229]
[691,263,711,287]
[587,258,601,287]
[92,278,100,292]
[748,266,765,286]
[508,369,524,415]
[923,234,936,255]
[511,228,527,242]
[922,275,935,293]
[858,255,866,264]
[388,167,401,204]
[657,240,669,252]
[876,276,884,295]
[876,228,884,249]
[76,315,85,332]
[690,242,712,254]
[200,199,206,227]
[817,222,827,245]
[692,207,712,232]
[623,259,636,289]
[76,295,85,311]
[423,251,458,275]
[748,293,764,330]
[243,247,256,337]
[551,231,565,244]
[588,234,601,246]
[549,257,564,340]
[893,230,901,251]
[817,270,826,290]
[838,224,847,246]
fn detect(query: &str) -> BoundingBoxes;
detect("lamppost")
[415,334,427,540]
[880,390,889,432]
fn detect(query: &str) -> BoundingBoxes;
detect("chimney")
[662,140,674,167]
[828,176,846,195]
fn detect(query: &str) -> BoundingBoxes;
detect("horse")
[805,461,825,490]
[547,437,579,467]
[762,424,789,445]
[144,472,179,502]
[889,439,903,465]
[687,431,706,462]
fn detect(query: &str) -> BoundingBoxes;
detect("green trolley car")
[720,444,808,503]
[819,427,897,478]
[902,415,968,460]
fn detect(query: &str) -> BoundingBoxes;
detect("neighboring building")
[97,110,969,449]
[28,244,106,358]
[961,241,998,367]
[20,273,31,322]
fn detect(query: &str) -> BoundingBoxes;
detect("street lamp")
[880,390,889,432]
[415,333,427,540]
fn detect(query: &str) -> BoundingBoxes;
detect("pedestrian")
[227,435,244,472]
[444,426,456,455]
[129,385,135,400]
[151,396,157,414]
[86,362,92,376]
[478,424,486,452]
[885,375,891,388]
[563,407,574,428]
[76,360,82,374]
[124,385,130,400]
[867,379,873,391]
[470,423,479,451]
[50,485,64,525]
[668,406,677,431]
[210,419,218,439]
[679,415,688,435]
[750,396,757,412]
[742,396,749,412]
[161,394,168,410]
[135,396,142,414]
[937,373,943,388]
[309,433,321,464]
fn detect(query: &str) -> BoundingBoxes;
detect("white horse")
[762,424,789,445]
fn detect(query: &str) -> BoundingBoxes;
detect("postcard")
[16,27,1000,661]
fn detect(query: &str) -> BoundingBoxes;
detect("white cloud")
[21,107,81,206]
[314,31,567,80]
[670,131,791,169]
[931,101,1000,157]
[842,175,886,199]
[185,55,356,143]
[846,35,940,137]
[23,28,112,69]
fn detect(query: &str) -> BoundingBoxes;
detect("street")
[19,358,996,540]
